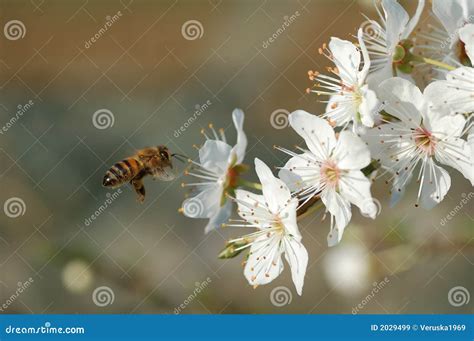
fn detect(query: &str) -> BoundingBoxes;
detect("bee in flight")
[102,145,185,203]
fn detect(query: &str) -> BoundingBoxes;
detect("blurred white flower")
[279,110,376,247]
[424,45,474,115]
[361,0,425,85]
[62,260,93,293]
[322,242,371,296]
[226,158,308,295]
[307,29,380,130]
[181,109,247,233]
[365,77,473,208]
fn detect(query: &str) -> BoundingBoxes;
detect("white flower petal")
[382,0,409,48]
[230,108,247,164]
[244,234,284,286]
[424,67,474,115]
[289,110,337,160]
[183,184,223,219]
[280,198,300,239]
[325,94,358,127]
[235,189,274,227]
[403,0,425,39]
[428,113,466,139]
[459,24,474,65]
[364,124,415,170]
[283,237,308,296]
[357,28,371,81]
[432,0,465,37]
[278,153,320,192]
[359,85,379,128]
[204,200,233,234]
[390,170,412,207]
[379,77,424,125]
[321,189,352,247]
[339,170,376,219]
[333,131,371,170]
[419,160,451,209]
[199,140,231,174]
[367,62,394,93]
[329,37,360,84]
[436,138,474,185]
[255,158,292,215]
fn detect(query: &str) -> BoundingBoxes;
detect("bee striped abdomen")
[103,158,143,188]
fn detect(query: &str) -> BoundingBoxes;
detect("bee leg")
[131,178,146,203]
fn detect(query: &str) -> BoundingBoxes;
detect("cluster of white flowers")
[181,0,473,295]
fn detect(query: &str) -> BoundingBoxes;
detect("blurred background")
[0,0,472,314]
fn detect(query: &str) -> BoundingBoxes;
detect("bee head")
[157,145,170,161]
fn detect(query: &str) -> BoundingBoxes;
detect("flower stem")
[411,54,456,71]
[238,179,262,190]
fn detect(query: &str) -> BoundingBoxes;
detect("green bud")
[218,240,249,259]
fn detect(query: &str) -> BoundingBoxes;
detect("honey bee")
[102,145,185,203]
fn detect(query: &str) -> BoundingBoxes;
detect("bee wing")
[152,166,176,181]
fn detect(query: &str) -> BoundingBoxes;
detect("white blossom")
[182,109,247,233]
[227,158,308,295]
[365,77,473,208]
[278,110,376,247]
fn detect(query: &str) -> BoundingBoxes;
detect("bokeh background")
[0,0,472,314]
